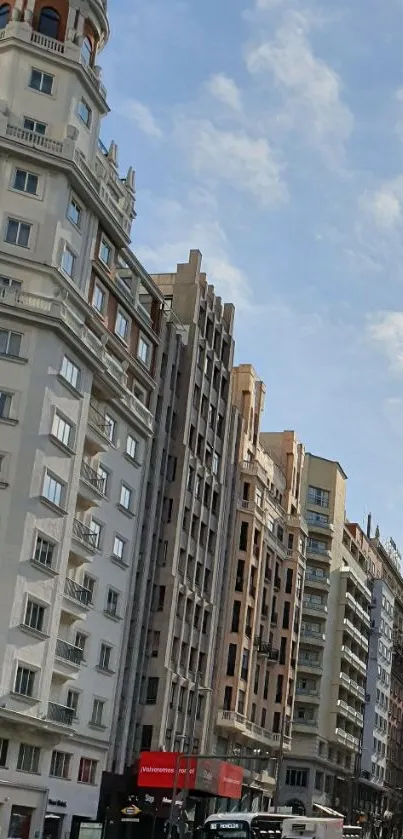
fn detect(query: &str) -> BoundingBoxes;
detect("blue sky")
[100,0,403,548]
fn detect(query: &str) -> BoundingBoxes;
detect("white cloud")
[175,118,287,207]
[361,187,402,229]
[207,73,243,112]
[368,312,403,370]
[116,99,163,139]
[245,11,353,162]
[135,192,257,312]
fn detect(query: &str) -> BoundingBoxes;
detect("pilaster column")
[23,0,36,24]
[11,0,24,21]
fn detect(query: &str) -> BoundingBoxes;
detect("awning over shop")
[138,752,244,800]
[312,804,344,818]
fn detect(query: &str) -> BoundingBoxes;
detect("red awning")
[138,752,243,800]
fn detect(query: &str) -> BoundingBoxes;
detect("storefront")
[0,781,48,839]
[98,753,244,839]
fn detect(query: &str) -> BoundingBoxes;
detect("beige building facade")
[280,456,371,816]
[210,366,307,804]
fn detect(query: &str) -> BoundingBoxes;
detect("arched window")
[81,36,92,66]
[37,7,60,39]
[0,4,10,29]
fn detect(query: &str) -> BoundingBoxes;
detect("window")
[137,335,151,367]
[82,574,95,605]
[307,485,330,508]
[89,519,102,549]
[23,116,46,135]
[14,666,35,697]
[0,275,21,290]
[17,744,40,773]
[115,310,129,342]
[42,472,63,508]
[112,535,125,561]
[0,738,8,767]
[51,411,73,448]
[38,7,60,38]
[146,677,159,705]
[91,698,105,726]
[60,355,80,389]
[77,99,91,127]
[81,36,92,65]
[67,197,82,227]
[97,465,108,495]
[126,434,138,461]
[61,245,76,278]
[24,600,45,633]
[92,283,105,314]
[106,588,120,617]
[74,632,87,659]
[239,522,248,551]
[50,750,71,779]
[34,536,55,568]
[29,68,54,95]
[5,218,31,247]
[285,768,309,787]
[227,643,237,677]
[212,452,220,476]
[99,643,112,671]
[0,4,10,29]
[231,601,241,633]
[119,483,132,511]
[13,169,38,195]
[0,390,13,419]
[0,329,22,357]
[104,413,115,443]
[66,689,79,716]
[78,757,97,784]
[99,238,112,266]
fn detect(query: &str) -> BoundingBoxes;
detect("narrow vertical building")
[280,456,371,817]
[209,371,307,806]
[109,251,236,770]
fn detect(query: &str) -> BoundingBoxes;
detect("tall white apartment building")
[361,579,393,796]
[0,3,164,839]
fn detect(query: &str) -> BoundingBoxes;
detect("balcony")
[303,599,327,615]
[62,578,92,621]
[306,516,334,535]
[340,645,367,675]
[253,638,279,661]
[307,544,331,561]
[296,687,320,702]
[345,592,371,627]
[300,628,326,645]
[343,618,369,651]
[335,727,360,751]
[339,672,366,700]
[85,403,112,453]
[54,638,83,678]
[47,701,74,727]
[305,571,330,589]
[71,518,98,561]
[77,461,105,509]
[292,718,318,731]
[217,710,290,750]
[0,288,136,398]
[297,657,322,674]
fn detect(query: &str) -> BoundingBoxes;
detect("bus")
[203,813,344,839]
